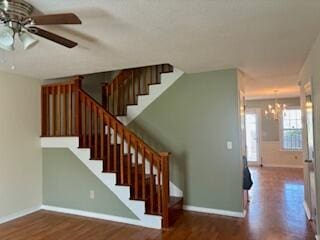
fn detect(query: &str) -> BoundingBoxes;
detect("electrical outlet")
[90,190,95,200]
[227,141,233,150]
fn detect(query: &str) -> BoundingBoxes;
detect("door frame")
[245,108,262,166]
[301,80,318,228]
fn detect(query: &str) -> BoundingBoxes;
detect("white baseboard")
[183,205,246,218]
[41,205,161,229]
[41,137,162,229]
[0,205,41,224]
[303,201,311,220]
[262,164,303,169]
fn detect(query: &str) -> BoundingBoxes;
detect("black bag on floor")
[243,156,253,190]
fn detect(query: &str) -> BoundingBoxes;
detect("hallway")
[245,167,314,239]
[0,167,315,240]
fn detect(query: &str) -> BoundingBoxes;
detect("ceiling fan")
[0,0,82,51]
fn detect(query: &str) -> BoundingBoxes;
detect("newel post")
[74,76,82,136]
[160,152,170,228]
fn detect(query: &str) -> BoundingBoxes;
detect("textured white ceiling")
[1,0,320,98]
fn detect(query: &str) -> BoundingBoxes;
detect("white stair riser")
[106,128,183,197]
[41,137,162,229]
[117,68,184,125]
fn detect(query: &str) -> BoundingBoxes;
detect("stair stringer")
[117,68,184,126]
[41,137,162,229]
[107,129,184,198]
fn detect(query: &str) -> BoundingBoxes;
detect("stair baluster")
[101,64,173,117]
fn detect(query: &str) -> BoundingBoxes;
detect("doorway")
[245,109,261,166]
[303,81,317,230]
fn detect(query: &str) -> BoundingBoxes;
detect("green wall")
[246,98,300,141]
[43,148,137,219]
[129,69,243,212]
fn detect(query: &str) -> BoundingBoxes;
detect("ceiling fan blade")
[31,13,81,25]
[27,26,78,48]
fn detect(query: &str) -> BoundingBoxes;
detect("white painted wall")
[0,72,42,223]
[261,141,303,168]
[246,99,303,168]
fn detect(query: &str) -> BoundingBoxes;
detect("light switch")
[90,190,95,199]
[227,141,233,150]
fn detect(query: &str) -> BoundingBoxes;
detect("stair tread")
[169,196,183,207]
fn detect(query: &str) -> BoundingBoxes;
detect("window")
[281,108,302,150]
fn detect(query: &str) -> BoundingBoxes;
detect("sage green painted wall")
[43,148,137,219]
[129,69,243,212]
[246,98,300,141]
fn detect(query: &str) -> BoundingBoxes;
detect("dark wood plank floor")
[0,167,314,240]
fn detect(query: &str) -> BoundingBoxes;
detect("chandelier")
[264,90,286,120]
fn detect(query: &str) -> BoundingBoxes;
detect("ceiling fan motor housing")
[0,0,33,32]
[0,0,33,21]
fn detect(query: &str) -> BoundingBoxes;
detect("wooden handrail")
[78,88,162,159]
[41,77,171,226]
[102,64,173,116]
[41,78,80,88]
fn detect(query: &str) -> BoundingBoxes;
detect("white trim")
[262,164,303,169]
[183,205,246,218]
[245,108,262,165]
[41,137,162,229]
[105,129,183,197]
[41,205,160,229]
[246,95,300,100]
[170,182,183,197]
[118,68,184,126]
[303,200,311,220]
[279,107,303,151]
[0,205,41,224]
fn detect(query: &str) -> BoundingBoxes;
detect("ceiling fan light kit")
[0,40,14,50]
[19,30,37,49]
[0,25,14,46]
[0,0,81,51]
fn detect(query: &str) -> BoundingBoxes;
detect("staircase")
[101,64,184,126]
[102,64,173,117]
[41,74,183,229]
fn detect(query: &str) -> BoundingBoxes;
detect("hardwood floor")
[0,167,315,240]
[245,167,314,240]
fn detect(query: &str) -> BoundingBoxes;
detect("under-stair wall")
[43,148,138,220]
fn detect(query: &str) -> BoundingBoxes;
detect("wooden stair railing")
[41,77,174,228]
[102,64,173,116]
